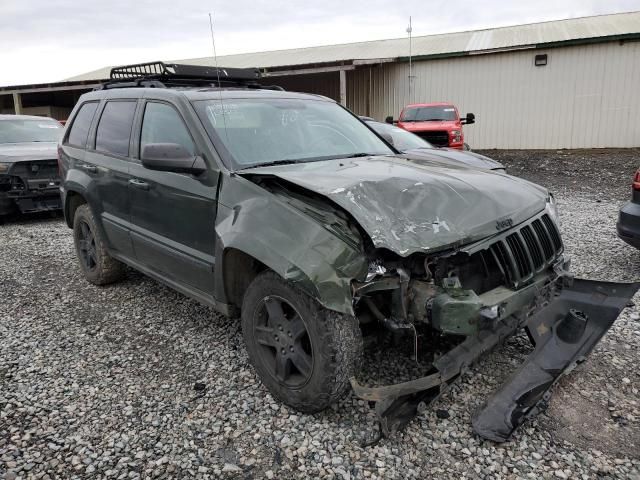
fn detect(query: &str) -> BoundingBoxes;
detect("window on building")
[534,54,548,66]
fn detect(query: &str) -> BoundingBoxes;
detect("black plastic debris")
[436,409,450,419]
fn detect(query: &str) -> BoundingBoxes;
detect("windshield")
[0,118,63,144]
[401,106,458,122]
[194,98,393,169]
[367,122,433,151]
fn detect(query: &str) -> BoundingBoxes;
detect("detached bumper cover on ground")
[352,277,639,442]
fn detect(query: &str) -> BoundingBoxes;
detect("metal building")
[2,11,639,148]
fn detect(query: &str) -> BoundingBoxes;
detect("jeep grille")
[489,213,563,289]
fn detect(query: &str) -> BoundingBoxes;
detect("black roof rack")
[96,61,283,91]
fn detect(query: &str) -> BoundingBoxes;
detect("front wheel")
[241,271,363,413]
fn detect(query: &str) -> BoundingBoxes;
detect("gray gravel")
[2,149,640,479]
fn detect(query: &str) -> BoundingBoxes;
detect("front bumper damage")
[0,160,62,215]
[351,275,639,442]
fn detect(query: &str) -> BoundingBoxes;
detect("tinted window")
[140,102,195,156]
[95,101,137,156]
[67,102,98,147]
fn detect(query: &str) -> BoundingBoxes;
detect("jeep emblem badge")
[496,218,513,230]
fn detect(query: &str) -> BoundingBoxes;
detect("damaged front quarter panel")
[216,172,368,314]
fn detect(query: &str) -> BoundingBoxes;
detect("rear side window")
[140,102,195,156]
[95,101,137,157]
[67,102,98,147]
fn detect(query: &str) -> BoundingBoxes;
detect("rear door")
[128,99,218,295]
[83,99,138,259]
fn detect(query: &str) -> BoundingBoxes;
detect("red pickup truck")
[386,103,475,150]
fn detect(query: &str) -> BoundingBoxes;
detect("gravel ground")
[2,149,640,479]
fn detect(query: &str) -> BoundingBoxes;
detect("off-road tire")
[73,204,125,285]
[241,271,363,413]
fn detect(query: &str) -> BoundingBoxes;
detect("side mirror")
[461,113,475,125]
[385,116,396,125]
[141,143,206,175]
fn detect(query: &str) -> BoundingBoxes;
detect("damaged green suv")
[59,63,637,442]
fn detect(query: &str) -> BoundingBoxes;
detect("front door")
[128,100,218,295]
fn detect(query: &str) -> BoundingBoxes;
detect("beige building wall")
[347,41,640,149]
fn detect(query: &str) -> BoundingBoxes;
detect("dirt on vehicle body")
[58,63,638,442]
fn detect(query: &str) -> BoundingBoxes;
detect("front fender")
[216,174,367,315]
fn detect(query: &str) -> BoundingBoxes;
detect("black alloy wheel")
[252,295,314,387]
[77,220,98,271]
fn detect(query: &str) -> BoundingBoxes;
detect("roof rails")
[96,61,283,91]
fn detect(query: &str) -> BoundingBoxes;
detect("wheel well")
[223,248,268,309]
[65,191,87,228]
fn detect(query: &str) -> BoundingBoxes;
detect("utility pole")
[407,16,413,104]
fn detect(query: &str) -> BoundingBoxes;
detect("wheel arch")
[64,189,88,228]
[222,247,269,310]
[219,240,358,316]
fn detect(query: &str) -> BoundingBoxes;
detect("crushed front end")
[0,159,62,215]
[350,210,639,441]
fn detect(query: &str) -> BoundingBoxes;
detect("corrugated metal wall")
[268,71,341,103]
[347,41,640,149]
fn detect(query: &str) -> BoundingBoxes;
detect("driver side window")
[140,102,195,157]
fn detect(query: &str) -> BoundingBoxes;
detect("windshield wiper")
[333,152,379,159]
[238,159,300,170]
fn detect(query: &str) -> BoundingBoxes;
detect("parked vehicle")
[0,114,64,216]
[386,103,474,150]
[616,168,640,248]
[364,118,504,171]
[59,62,637,442]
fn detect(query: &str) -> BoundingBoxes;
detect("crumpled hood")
[242,154,548,256]
[407,148,505,170]
[0,142,59,163]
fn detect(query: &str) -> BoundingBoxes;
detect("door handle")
[129,178,150,190]
[79,164,97,173]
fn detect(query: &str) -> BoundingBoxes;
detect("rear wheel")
[73,204,125,285]
[241,271,362,412]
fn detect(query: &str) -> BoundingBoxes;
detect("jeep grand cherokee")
[58,62,638,442]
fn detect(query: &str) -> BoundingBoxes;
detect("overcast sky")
[1,0,639,86]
